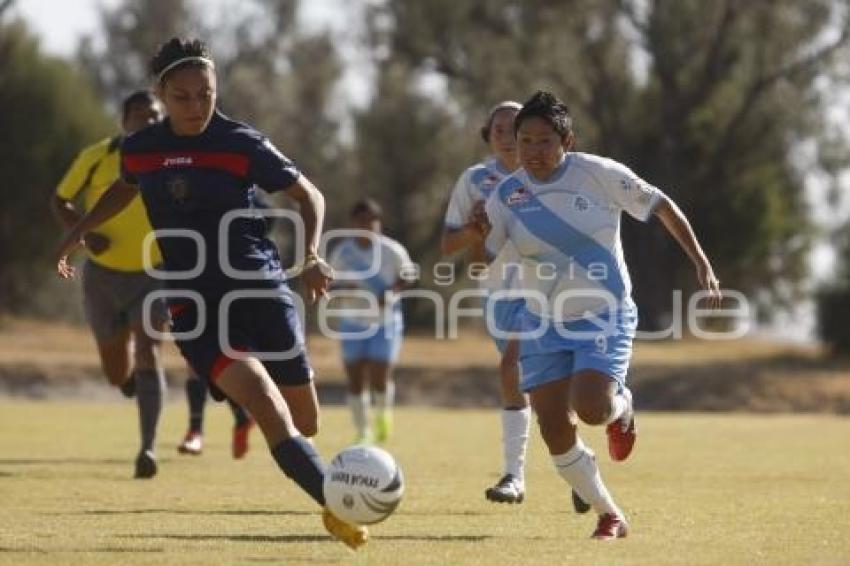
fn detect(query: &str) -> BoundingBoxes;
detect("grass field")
[1,402,848,565]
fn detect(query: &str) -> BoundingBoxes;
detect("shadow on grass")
[0,458,127,466]
[122,534,329,543]
[76,509,314,517]
[0,547,164,554]
[121,533,493,543]
[373,534,492,542]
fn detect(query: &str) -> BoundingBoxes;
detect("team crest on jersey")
[166,174,191,205]
[505,186,530,206]
[574,195,590,212]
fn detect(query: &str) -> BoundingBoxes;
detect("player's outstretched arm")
[653,195,722,308]
[281,174,332,304]
[54,179,139,278]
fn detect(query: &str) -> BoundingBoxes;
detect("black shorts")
[169,285,313,387]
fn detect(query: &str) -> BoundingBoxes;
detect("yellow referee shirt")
[56,136,162,271]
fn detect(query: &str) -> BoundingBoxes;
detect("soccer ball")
[323,445,404,525]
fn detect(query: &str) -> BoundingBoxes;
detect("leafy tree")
[0,14,113,314]
[362,0,850,329]
[77,0,345,221]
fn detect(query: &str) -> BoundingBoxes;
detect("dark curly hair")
[514,90,573,140]
[350,198,383,219]
[149,37,213,83]
[121,90,158,121]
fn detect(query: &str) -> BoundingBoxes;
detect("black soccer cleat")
[572,489,591,514]
[485,474,525,504]
[134,450,158,479]
[119,375,136,398]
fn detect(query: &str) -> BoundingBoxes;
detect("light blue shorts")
[485,297,525,354]
[339,316,404,364]
[518,303,638,393]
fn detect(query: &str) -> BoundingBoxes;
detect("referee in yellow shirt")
[51,91,167,479]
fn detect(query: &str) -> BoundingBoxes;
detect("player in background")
[51,91,167,479]
[483,90,721,539]
[327,199,414,444]
[54,37,368,549]
[441,101,531,504]
[178,371,254,458]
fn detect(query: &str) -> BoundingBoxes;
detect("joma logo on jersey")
[506,187,530,206]
[163,156,193,167]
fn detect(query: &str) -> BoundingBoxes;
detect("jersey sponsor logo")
[124,151,250,177]
[506,186,531,206]
[163,156,194,167]
[478,174,501,197]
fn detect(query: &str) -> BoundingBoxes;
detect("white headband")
[488,101,523,116]
[157,56,215,82]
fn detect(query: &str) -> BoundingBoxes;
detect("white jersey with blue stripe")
[484,152,663,322]
[328,234,414,325]
[444,157,521,293]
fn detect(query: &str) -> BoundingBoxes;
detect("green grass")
[0,402,848,565]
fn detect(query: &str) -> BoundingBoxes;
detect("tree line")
[2,0,849,343]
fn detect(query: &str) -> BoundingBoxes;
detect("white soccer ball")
[323,445,404,525]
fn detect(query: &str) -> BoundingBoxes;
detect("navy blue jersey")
[121,111,300,295]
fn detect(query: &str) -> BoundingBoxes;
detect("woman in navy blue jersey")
[54,37,367,550]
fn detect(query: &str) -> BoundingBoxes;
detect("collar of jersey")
[526,154,572,186]
[162,109,225,139]
[490,157,515,176]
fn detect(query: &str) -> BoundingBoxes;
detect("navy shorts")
[169,285,313,387]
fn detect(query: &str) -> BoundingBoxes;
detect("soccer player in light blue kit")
[328,199,414,444]
[483,91,721,539]
[442,101,532,504]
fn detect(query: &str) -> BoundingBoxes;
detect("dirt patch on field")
[1,318,849,413]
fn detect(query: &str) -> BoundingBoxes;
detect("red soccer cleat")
[232,419,254,459]
[606,389,636,461]
[606,416,636,461]
[591,513,629,540]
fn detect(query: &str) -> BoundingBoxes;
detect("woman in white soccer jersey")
[328,199,414,443]
[441,101,532,504]
[483,91,721,539]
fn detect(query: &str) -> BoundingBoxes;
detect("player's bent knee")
[574,403,611,426]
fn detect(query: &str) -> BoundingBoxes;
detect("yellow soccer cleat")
[322,507,369,550]
[375,411,392,443]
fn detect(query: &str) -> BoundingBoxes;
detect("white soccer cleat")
[484,474,525,504]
